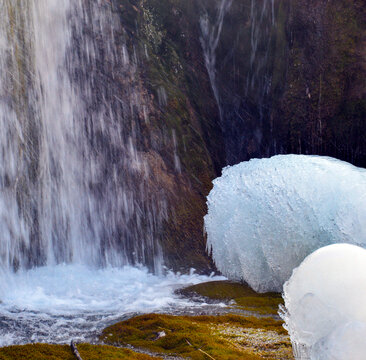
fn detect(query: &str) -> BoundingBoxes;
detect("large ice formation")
[281,244,366,360]
[204,155,366,292]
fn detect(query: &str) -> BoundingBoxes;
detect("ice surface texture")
[281,244,366,360]
[204,155,366,292]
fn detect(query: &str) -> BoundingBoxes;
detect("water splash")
[0,0,166,272]
[0,264,226,345]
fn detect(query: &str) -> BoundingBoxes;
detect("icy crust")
[281,244,366,360]
[204,155,366,292]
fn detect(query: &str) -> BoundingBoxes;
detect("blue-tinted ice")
[205,155,366,292]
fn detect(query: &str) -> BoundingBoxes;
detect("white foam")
[204,155,366,292]
[281,244,366,359]
[0,265,225,345]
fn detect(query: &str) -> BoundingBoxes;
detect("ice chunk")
[281,244,366,359]
[204,155,366,292]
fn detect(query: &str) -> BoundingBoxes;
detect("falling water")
[200,0,276,162]
[0,0,224,345]
[0,0,166,273]
[241,0,277,156]
[200,0,232,126]
[247,0,276,121]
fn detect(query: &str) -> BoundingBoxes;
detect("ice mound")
[281,244,366,359]
[204,155,366,292]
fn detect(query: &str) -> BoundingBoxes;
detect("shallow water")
[0,265,225,346]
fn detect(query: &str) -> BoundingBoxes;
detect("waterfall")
[200,0,276,163]
[247,0,275,122]
[0,0,166,273]
[0,5,218,341]
[200,0,232,126]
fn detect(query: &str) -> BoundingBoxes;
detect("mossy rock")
[0,343,160,360]
[101,313,293,359]
[179,280,284,315]
[78,344,161,359]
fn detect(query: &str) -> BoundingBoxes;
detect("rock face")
[205,0,366,166]
[1,0,363,275]
[109,0,365,272]
[103,0,225,271]
[273,0,366,166]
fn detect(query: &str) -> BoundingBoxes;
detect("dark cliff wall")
[209,0,366,166]
[109,0,365,272]
[273,0,366,165]
[111,0,225,272]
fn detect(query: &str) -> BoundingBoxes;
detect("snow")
[281,244,366,360]
[204,155,366,292]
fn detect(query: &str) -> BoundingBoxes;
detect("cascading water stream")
[0,0,226,346]
[200,0,232,128]
[200,0,276,162]
[247,0,275,125]
[0,0,165,273]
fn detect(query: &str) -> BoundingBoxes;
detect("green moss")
[101,313,293,360]
[123,0,221,272]
[0,344,160,360]
[77,344,161,359]
[180,281,283,315]
[0,344,74,360]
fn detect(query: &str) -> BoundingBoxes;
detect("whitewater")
[0,265,225,346]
